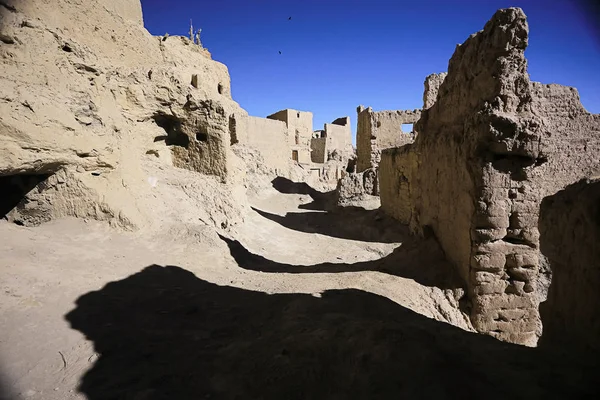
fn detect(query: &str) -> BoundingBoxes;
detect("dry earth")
[1,179,599,399]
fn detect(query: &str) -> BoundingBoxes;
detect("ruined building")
[234,114,290,176]
[336,75,448,207]
[3,0,598,355]
[235,109,353,182]
[356,107,420,172]
[267,109,314,164]
[379,8,600,346]
[354,73,448,174]
[310,117,353,164]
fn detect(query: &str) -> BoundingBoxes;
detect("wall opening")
[0,174,52,222]
[401,123,414,133]
[152,113,189,148]
[196,129,209,142]
[346,157,357,173]
[217,83,224,94]
[297,112,300,118]
[292,150,298,161]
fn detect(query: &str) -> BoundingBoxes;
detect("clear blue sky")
[140,0,600,143]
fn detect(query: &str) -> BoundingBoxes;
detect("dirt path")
[1,183,598,399]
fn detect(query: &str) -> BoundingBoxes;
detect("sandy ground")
[1,181,599,399]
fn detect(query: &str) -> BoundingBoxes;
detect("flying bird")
[288,17,292,20]
[278,51,282,54]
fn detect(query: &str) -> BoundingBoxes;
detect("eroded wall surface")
[379,7,600,346]
[538,178,600,352]
[0,0,249,230]
[337,168,379,207]
[356,106,420,172]
[423,72,447,109]
[379,146,418,223]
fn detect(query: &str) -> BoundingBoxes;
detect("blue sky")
[140,0,600,142]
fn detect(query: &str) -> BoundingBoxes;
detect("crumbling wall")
[336,168,379,208]
[378,7,600,346]
[241,116,289,175]
[423,72,447,109]
[538,178,600,352]
[356,106,420,172]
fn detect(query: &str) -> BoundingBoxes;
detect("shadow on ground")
[65,265,599,399]
[268,177,401,243]
[271,177,336,211]
[219,233,462,290]
[252,206,407,243]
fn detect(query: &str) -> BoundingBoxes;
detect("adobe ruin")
[0,0,598,368]
[233,115,290,176]
[267,109,314,164]
[422,72,447,110]
[233,109,354,185]
[0,0,250,229]
[379,7,600,345]
[310,117,353,164]
[356,106,420,172]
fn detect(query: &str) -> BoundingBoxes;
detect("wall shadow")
[0,372,11,400]
[65,265,599,399]
[251,206,405,243]
[219,234,462,290]
[538,179,600,354]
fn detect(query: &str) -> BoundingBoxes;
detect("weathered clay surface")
[0,0,250,230]
[379,145,418,223]
[267,109,313,165]
[538,178,600,352]
[336,168,380,208]
[379,8,600,345]
[311,117,353,166]
[423,72,447,109]
[356,106,420,172]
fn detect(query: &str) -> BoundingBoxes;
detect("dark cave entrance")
[0,174,52,221]
[152,113,190,148]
